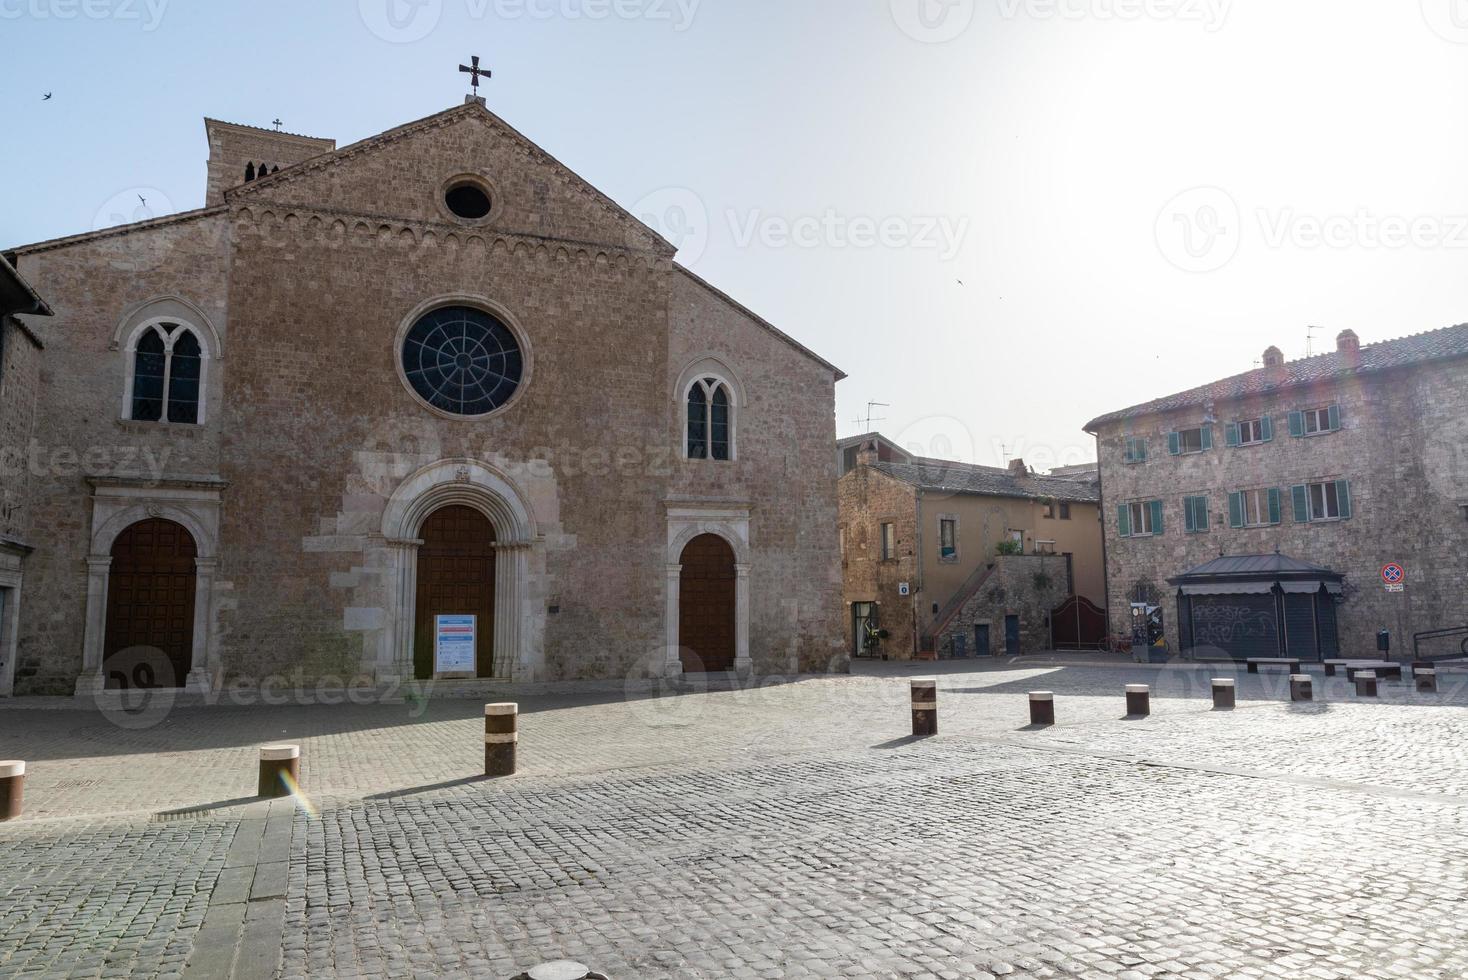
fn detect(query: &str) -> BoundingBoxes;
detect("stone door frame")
[664,501,752,677]
[380,459,542,684]
[78,479,225,695]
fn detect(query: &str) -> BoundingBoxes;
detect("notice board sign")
[435,614,477,676]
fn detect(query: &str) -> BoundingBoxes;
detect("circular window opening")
[402,306,523,417]
[444,182,492,221]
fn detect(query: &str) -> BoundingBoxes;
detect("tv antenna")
[853,401,889,434]
[1305,325,1323,358]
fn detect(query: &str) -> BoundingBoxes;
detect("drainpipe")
[1093,430,1112,643]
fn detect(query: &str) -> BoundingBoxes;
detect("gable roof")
[1085,323,1468,431]
[676,265,845,380]
[869,460,1100,504]
[229,100,676,257]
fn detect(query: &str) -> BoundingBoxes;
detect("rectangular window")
[1059,502,1072,520]
[1177,428,1204,454]
[1184,495,1210,533]
[881,522,896,560]
[1238,418,1269,445]
[1303,408,1331,435]
[1292,481,1353,523]
[1123,437,1147,464]
[1291,405,1341,437]
[1120,501,1161,537]
[939,518,956,560]
[1042,500,1056,519]
[1310,481,1341,520]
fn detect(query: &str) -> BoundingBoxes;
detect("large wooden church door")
[414,506,496,680]
[678,534,736,672]
[103,518,197,689]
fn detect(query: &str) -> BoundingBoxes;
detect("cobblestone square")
[2,659,1467,978]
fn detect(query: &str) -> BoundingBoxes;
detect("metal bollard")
[0,761,24,821]
[1416,668,1438,694]
[1125,684,1150,717]
[1290,674,1313,702]
[1212,678,1236,710]
[910,677,938,737]
[257,745,300,799]
[1029,691,1055,726]
[485,703,518,777]
[1355,671,1379,698]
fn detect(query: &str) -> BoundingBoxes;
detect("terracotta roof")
[1084,323,1468,431]
[869,460,1100,503]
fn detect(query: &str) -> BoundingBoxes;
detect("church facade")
[1,100,846,696]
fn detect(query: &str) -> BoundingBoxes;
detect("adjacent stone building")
[838,439,1103,659]
[1086,327,1468,661]
[0,255,53,696]
[1,99,846,695]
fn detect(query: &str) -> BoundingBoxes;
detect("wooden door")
[679,534,736,672]
[414,506,496,680]
[104,519,197,689]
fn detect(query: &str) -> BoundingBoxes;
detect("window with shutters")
[1290,405,1341,437]
[1119,500,1161,538]
[938,517,957,561]
[1231,417,1272,446]
[1183,496,1210,534]
[1169,426,1213,456]
[1230,488,1281,528]
[1291,480,1353,523]
[1123,437,1148,464]
[880,522,896,560]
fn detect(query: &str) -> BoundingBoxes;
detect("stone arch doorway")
[413,505,497,680]
[678,533,737,672]
[103,518,197,689]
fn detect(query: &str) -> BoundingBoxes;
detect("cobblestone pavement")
[3,659,1468,977]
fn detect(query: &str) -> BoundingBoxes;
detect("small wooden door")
[104,519,197,689]
[679,534,736,672]
[1005,615,1021,656]
[414,506,496,680]
[975,623,991,658]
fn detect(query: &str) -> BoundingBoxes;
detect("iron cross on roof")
[272,118,282,131]
[459,55,491,94]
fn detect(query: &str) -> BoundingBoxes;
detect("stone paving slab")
[2,661,1468,978]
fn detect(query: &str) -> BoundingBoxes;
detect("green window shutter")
[1137,439,1147,461]
[1225,423,1240,448]
[1267,488,1282,525]
[1289,411,1305,437]
[1194,497,1209,532]
[1118,504,1132,537]
[1336,480,1352,519]
[1261,415,1274,442]
[1328,404,1341,432]
[1200,426,1213,451]
[1228,492,1244,529]
[1150,500,1164,536]
[1168,431,1181,456]
[1184,498,1196,534]
[1292,484,1310,523]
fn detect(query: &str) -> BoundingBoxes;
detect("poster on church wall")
[434,615,476,676]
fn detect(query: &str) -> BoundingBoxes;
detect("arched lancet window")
[128,322,206,425]
[686,377,734,461]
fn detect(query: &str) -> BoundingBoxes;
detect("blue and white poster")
[434,615,477,675]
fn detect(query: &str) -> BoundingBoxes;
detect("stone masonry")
[1089,328,1468,659]
[2,101,846,694]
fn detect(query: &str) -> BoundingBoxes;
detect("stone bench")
[1247,658,1301,674]
[1344,661,1402,682]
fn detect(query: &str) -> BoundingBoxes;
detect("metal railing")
[1412,625,1468,662]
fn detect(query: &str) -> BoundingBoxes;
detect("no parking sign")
[1382,563,1406,593]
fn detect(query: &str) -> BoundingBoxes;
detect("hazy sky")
[6,1,1468,471]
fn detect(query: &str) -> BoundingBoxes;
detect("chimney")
[1262,346,1284,368]
[203,118,336,207]
[1008,458,1028,476]
[1336,329,1360,354]
[855,440,880,467]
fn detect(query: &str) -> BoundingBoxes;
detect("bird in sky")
[956,279,964,286]
[42,93,52,101]
[138,194,147,207]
